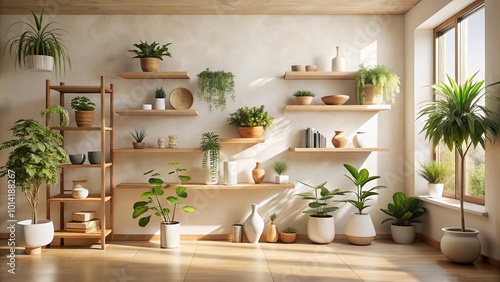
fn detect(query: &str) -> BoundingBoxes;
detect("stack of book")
[66,211,100,233]
[301,127,327,148]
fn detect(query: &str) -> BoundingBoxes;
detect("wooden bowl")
[321,95,350,105]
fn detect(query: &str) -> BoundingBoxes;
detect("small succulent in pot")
[131,128,147,149]
[280,226,297,243]
[155,87,166,98]
[293,90,315,105]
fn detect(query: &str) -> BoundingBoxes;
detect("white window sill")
[419,196,488,217]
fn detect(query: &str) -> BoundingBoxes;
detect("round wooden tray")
[169,88,193,110]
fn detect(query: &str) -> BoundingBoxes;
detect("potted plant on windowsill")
[273,160,289,184]
[227,105,274,138]
[293,90,316,105]
[279,226,297,243]
[200,132,221,185]
[131,128,147,149]
[0,115,68,254]
[417,161,451,198]
[342,164,386,245]
[417,73,499,263]
[355,64,400,105]
[70,96,96,127]
[295,181,346,244]
[380,192,425,244]
[128,40,172,72]
[197,68,235,112]
[5,8,71,75]
[132,162,196,248]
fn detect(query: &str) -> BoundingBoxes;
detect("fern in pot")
[200,132,221,185]
[273,160,289,184]
[128,40,172,72]
[355,64,400,105]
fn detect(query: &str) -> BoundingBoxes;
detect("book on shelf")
[302,127,327,148]
[65,225,100,233]
[65,219,100,230]
[71,211,96,222]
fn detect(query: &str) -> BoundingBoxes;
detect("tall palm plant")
[417,73,499,231]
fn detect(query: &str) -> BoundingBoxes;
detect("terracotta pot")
[238,126,264,138]
[140,57,160,72]
[295,96,313,105]
[252,162,265,184]
[362,84,376,105]
[75,111,94,127]
[133,142,145,149]
[279,232,296,243]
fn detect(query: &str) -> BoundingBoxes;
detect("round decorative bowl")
[69,154,85,165]
[321,95,350,105]
[72,188,89,199]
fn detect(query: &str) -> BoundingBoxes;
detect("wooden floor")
[1,239,499,281]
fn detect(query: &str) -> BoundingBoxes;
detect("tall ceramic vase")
[243,204,264,243]
[252,162,265,184]
[331,46,346,71]
[203,150,219,185]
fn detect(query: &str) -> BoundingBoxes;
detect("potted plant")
[4,8,71,75]
[380,192,425,244]
[227,105,274,138]
[266,213,279,243]
[279,226,297,243]
[131,128,147,149]
[197,68,235,112]
[132,162,195,248]
[70,96,95,127]
[154,87,166,110]
[355,64,400,105]
[0,117,68,254]
[296,181,346,244]
[342,164,386,245]
[200,132,221,185]
[417,73,499,263]
[40,104,70,127]
[273,160,289,184]
[417,161,451,198]
[293,90,315,105]
[128,40,172,72]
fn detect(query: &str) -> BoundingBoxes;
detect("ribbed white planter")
[155,98,166,110]
[16,219,54,254]
[160,222,180,249]
[428,183,444,198]
[307,215,335,244]
[344,213,376,245]
[25,55,54,72]
[441,227,481,263]
[391,225,416,244]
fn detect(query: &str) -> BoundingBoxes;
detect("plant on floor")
[131,128,147,143]
[132,162,195,226]
[292,90,316,97]
[197,68,235,112]
[128,40,172,59]
[40,104,69,127]
[296,181,346,217]
[70,96,95,111]
[342,164,386,214]
[355,64,400,104]
[227,105,275,128]
[417,161,450,184]
[155,87,166,98]
[273,160,289,175]
[380,192,425,226]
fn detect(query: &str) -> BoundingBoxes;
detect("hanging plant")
[197,68,235,112]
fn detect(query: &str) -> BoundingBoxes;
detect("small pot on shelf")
[133,142,145,149]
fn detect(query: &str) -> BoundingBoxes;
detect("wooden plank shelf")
[284,105,391,112]
[117,182,295,190]
[117,72,190,79]
[115,109,198,116]
[47,194,111,202]
[220,138,265,144]
[61,163,112,169]
[51,126,113,131]
[114,148,202,153]
[289,147,389,152]
[54,229,112,239]
[284,71,356,80]
[50,86,113,93]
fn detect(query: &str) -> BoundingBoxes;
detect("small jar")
[168,135,178,149]
[157,137,165,149]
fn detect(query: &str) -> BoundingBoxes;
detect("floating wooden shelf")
[117,72,190,79]
[61,163,112,169]
[51,126,113,131]
[116,182,295,190]
[50,86,113,93]
[289,147,389,152]
[115,109,198,116]
[284,105,391,112]
[47,194,112,202]
[219,138,265,144]
[114,148,202,153]
[284,71,356,80]
[54,229,112,239]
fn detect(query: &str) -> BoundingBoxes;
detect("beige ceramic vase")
[331,130,348,148]
[266,223,279,243]
[252,162,265,184]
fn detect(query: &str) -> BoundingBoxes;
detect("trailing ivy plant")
[40,104,69,127]
[197,68,235,112]
[355,64,400,104]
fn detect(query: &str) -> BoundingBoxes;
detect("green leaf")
[138,216,151,227]
[167,196,180,204]
[133,201,148,209]
[176,186,188,198]
[182,206,196,213]
[133,205,149,219]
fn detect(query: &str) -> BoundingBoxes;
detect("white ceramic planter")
[160,222,180,249]
[16,219,55,254]
[203,151,219,185]
[344,212,376,245]
[307,215,335,244]
[353,132,368,148]
[441,227,481,263]
[155,98,166,110]
[223,161,238,185]
[428,183,444,198]
[391,225,416,244]
[275,175,289,184]
[25,55,54,72]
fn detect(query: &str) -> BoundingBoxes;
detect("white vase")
[307,215,335,244]
[203,150,219,185]
[243,204,264,243]
[223,161,238,185]
[160,222,180,248]
[25,55,54,72]
[331,46,346,71]
[16,219,55,254]
[155,98,165,110]
[344,213,376,245]
[441,227,481,263]
[428,183,444,198]
[391,225,416,244]
[353,131,368,148]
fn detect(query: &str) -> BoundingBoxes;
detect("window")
[433,0,485,205]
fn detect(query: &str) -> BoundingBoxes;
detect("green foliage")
[342,164,386,214]
[380,192,425,226]
[155,87,166,98]
[273,160,289,175]
[128,40,172,60]
[296,181,346,217]
[200,132,221,183]
[355,64,400,104]
[70,96,95,111]
[197,68,235,112]
[269,213,277,223]
[282,226,296,233]
[293,90,316,97]
[417,161,451,184]
[468,162,485,198]
[132,162,195,226]
[227,105,275,128]
[40,104,69,127]
[4,8,71,76]
[0,118,68,224]
[131,128,147,142]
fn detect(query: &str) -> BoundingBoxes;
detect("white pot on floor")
[16,219,54,254]
[160,222,180,248]
[441,227,481,263]
[344,213,376,245]
[307,215,335,244]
